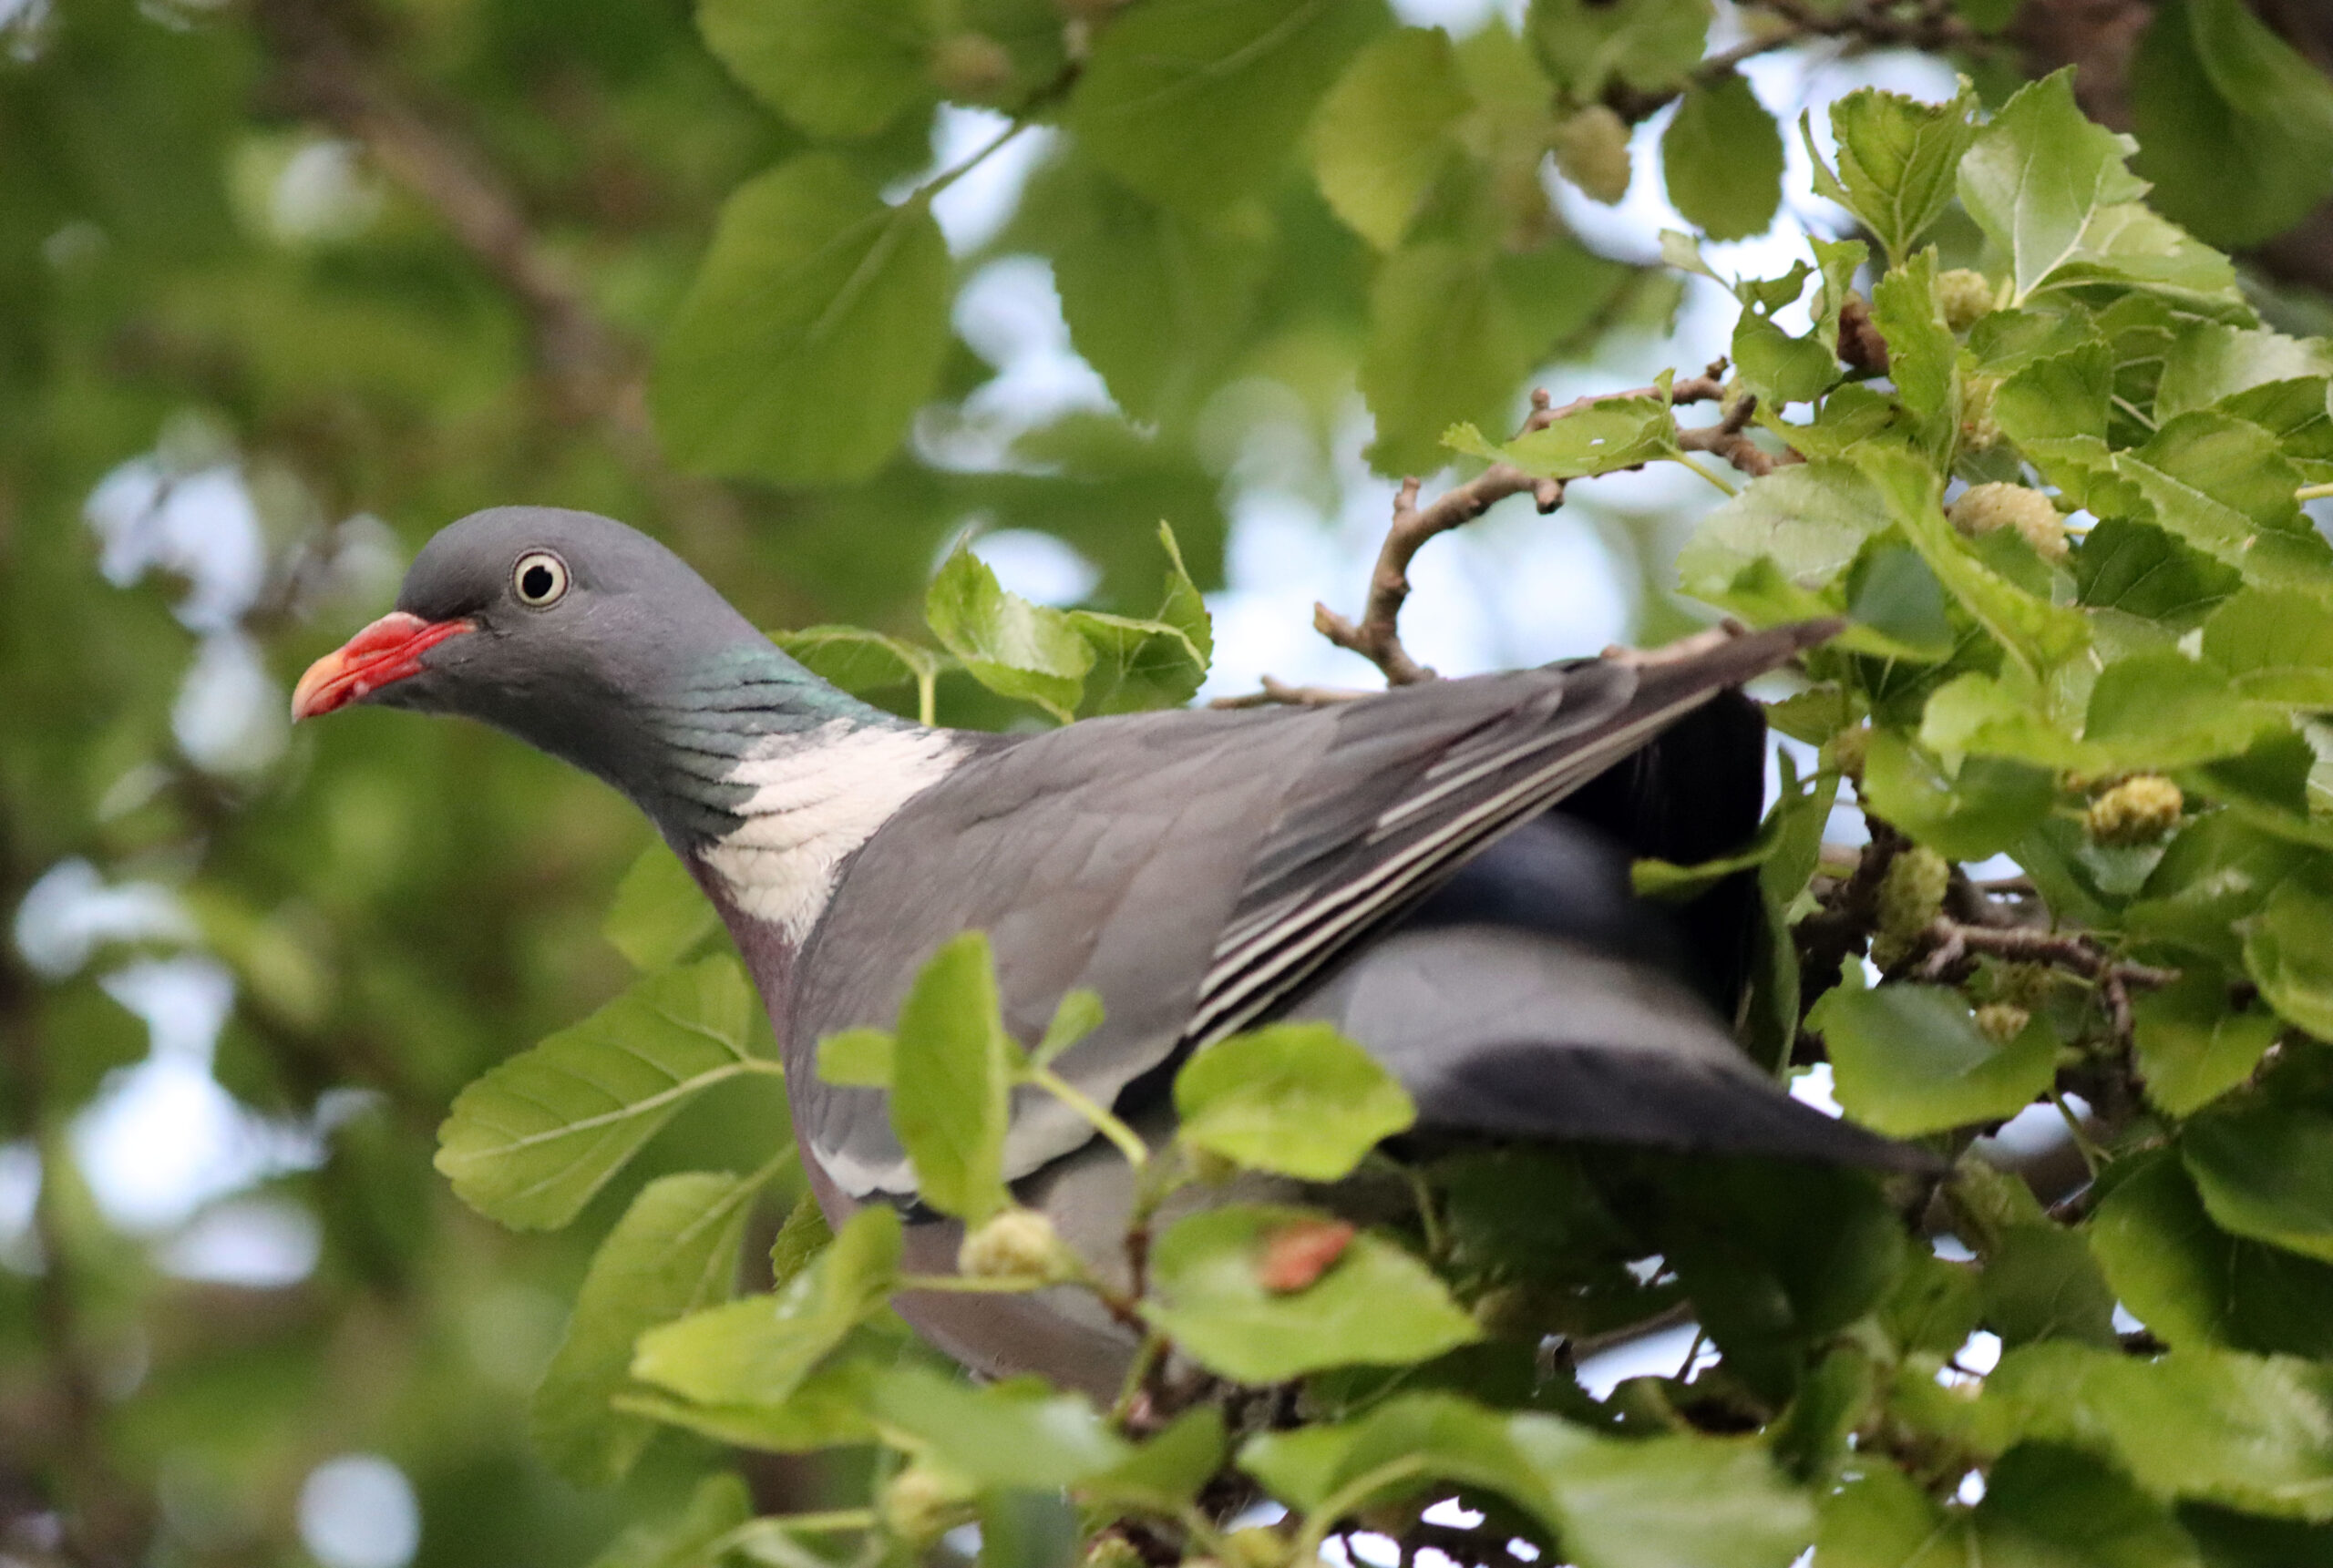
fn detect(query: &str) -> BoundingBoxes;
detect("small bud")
[1829,725,1870,783]
[957,1207,1074,1283]
[930,33,1016,100]
[882,1463,973,1546]
[1936,268,1997,333]
[1948,482,2067,562]
[1225,1528,1290,1568]
[1958,374,2003,453]
[2087,774,2184,847]
[1974,1002,2030,1043]
[1553,106,1631,205]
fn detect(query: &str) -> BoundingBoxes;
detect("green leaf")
[889,931,1020,1223]
[1083,1407,1228,1512]
[2133,971,2281,1116]
[2184,1103,2333,1265]
[533,1172,759,1487]
[870,1367,1133,1489]
[1310,27,1473,250]
[653,156,951,485]
[2244,880,2333,1041]
[1038,157,1269,425]
[1068,0,1391,213]
[1661,73,1782,242]
[1814,1465,1954,1568]
[1957,69,2234,309]
[588,1471,754,1568]
[1805,82,1979,265]
[769,1191,833,1288]
[1507,1415,1817,1568]
[1979,1224,2119,1349]
[2115,414,2315,582]
[436,957,765,1230]
[816,1028,894,1089]
[1242,1394,1552,1528]
[1033,989,1104,1069]
[1526,0,1711,99]
[1173,1022,1416,1181]
[1365,244,1535,477]
[2074,518,2243,631]
[925,539,1095,723]
[603,840,719,972]
[697,0,934,139]
[774,627,947,711]
[632,1204,901,1409]
[1975,1442,2204,1568]
[2157,325,2333,425]
[1676,460,1885,606]
[1066,527,1212,714]
[1980,1341,2333,1519]
[617,1354,879,1454]
[1860,731,2056,862]
[2091,1154,2333,1358]
[1141,1204,1478,1383]
[1993,341,2114,446]
[2131,0,2333,249]
[2204,589,2333,708]
[1869,250,1956,431]
[1446,372,1682,480]
[977,1491,1081,1568]
[1811,981,2057,1137]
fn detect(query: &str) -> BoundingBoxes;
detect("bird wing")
[789,624,1834,1202]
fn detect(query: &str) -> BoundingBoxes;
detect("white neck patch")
[696,723,966,941]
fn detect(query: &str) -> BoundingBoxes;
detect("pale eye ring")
[512,550,569,607]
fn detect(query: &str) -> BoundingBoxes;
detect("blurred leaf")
[2091,1154,2333,1358]
[769,1191,834,1288]
[436,957,766,1230]
[2133,972,2281,1117]
[1507,1415,1816,1568]
[817,1028,895,1088]
[697,0,933,138]
[978,1490,1081,1568]
[1068,0,1390,213]
[588,1471,754,1568]
[603,840,720,971]
[1365,244,1533,477]
[926,540,1095,723]
[2184,1103,2333,1265]
[617,1355,880,1453]
[1861,731,2055,861]
[1174,1022,1415,1181]
[1526,0,1711,98]
[1242,1393,1550,1524]
[774,627,947,712]
[2243,880,2333,1041]
[1142,1204,1478,1382]
[632,1204,900,1407]
[2131,0,2333,249]
[1979,1224,2119,1350]
[1805,82,1979,265]
[1812,981,2057,1137]
[1662,74,1782,242]
[654,156,951,484]
[889,931,1020,1222]
[535,1171,760,1487]
[1976,1442,2204,1568]
[1083,1407,1228,1512]
[871,1368,1132,1488]
[1446,372,1682,479]
[1311,27,1473,250]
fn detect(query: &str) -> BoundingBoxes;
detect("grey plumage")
[301,505,1925,1396]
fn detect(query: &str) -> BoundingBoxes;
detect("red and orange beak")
[292,611,473,722]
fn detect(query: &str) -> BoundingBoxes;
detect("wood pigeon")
[293,506,1922,1396]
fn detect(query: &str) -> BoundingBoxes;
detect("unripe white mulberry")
[1871,845,1948,970]
[1936,269,1997,333]
[1948,482,2068,562]
[2087,774,2184,847]
[1829,725,1869,783]
[882,1464,973,1545]
[1225,1528,1290,1568]
[957,1207,1074,1283]
[1974,1002,2030,1043]
[1554,106,1632,205]
[1084,1538,1146,1568]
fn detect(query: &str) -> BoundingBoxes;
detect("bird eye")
[512,550,569,607]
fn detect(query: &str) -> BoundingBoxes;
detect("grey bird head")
[293,506,888,840]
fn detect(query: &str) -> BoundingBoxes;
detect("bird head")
[292,506,867,835]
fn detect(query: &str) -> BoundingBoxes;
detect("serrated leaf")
[769,1191,833,1288]
[603,840,720,972]
[1861,732,2055,861]
[1662,73,1782,242]
[1508,1415,1817,1568]
[533,1172,759,1487]
[653,156,951,485]
[1310,27,1473,250]
[925,539,1094,723]
[2091,1154,2333,1358]
[2157,324,2333,425]
[2185,1101,2333,1265]
[1979,1224,2118,1349]
[1068,0,1391,214]
[1806,82,1979,265]
[2245,879,2333,1042]
[2113,414,2315,582]
[773,627,947,710]
[1812,982,2057,1137]
[889,931,1019,1223]
[1445,372,1681,479]
[436,957,765,1230]
[1676,462,1886,612]
[2204,589,2333,708]
[1141,1204,1478,1382]
[1174,1022,1415,1181]
[697,0,933,139]
[632,1204,900,1409]
[2133,971,2282,1116]
[870,1367,1132,1489]
[2074,517,2243,631]
[1869,249,1956,430]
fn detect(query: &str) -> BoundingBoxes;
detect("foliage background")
[11,0,2333,1564]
